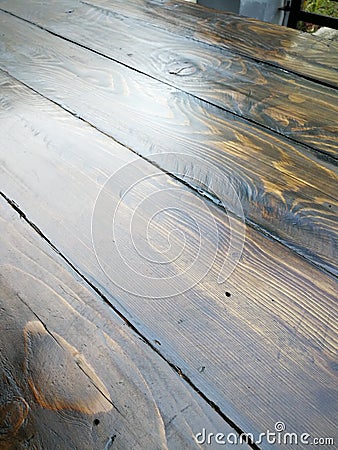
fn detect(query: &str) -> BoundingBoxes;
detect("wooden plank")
[0,71,337,445]
[0,0,337,156]
[76,0,338,88]
[0,12,336,276]
[0,196,240,450]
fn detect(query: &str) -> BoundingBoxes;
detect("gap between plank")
[80,0,338,92]
[1,66,335,278]
[0,7,336,164]
[0,190,261,450]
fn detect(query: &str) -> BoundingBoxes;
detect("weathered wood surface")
[0,0,337,156]
[0,195,240,450]
[78,0,338,87]
[1,71,337,446]
[0,14,337,276]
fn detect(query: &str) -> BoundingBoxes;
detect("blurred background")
[186,0,338,31]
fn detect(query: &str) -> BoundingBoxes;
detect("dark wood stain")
[0,17,336,275]
[0,0,337,155]
[81,0,338,87]
[0,1,337,447]
[0,71,336,442]
[0,196,237,449]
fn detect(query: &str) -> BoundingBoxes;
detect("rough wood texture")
[0,0,337,156]
[0,196,238,450]
[0,15,336,276]
[80,0,338,87]
[1,72,337,445]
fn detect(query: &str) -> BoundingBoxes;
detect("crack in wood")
[0,7,335,163]
[0,190,260,449]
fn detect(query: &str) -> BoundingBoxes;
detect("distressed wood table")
[0,1,337,448]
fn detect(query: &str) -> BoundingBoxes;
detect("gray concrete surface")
[198,0,286,24]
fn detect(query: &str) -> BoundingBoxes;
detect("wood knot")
[0,397,29,440]
[23,321,112,415]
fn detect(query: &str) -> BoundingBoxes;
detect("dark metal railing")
[287,0,338,30]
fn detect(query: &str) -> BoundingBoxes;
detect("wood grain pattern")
[0,0,337,156]
[0,13,336,275]
[0,196,237,450]
[0,71,337,446]
[80,0,338,88]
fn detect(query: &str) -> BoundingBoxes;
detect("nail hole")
[328,204,332,208]
[225,292,231,297]
[93,419,100,426]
